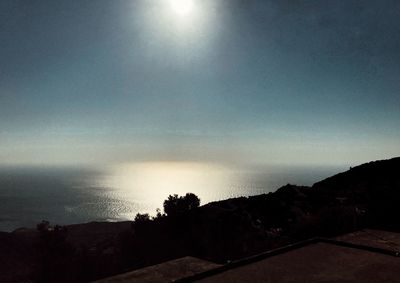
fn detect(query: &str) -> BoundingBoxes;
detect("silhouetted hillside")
[314,157,400,190]
[312,157,400,230]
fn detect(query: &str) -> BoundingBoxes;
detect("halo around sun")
[168,0,195,16]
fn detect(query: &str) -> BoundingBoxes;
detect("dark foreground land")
[195,230,400,283]
[0,157,399,282]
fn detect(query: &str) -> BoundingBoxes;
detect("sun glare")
[101,161,232,217]
[168,0,194,16]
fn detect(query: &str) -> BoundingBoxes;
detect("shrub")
[163,193,200,216]
[134,213,151,222]
[37,220,50,232]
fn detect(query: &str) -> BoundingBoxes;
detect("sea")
[0,162,344,232]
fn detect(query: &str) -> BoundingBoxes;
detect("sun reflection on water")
[97,161,234,218]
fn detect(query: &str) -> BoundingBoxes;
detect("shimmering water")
[0,162,343,231]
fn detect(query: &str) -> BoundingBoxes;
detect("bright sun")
[168,0,194,16]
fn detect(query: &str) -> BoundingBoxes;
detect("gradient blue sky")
[1,0,399,166]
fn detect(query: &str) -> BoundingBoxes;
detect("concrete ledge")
[93,256,221,283]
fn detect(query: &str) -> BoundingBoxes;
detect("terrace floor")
[96,229,400,283]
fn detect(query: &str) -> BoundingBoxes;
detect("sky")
[1,0,399,167]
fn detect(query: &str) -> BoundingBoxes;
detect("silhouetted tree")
[184,193,201,210]
[133,213,151,233]
[37,220,50,233]
[154,208,164,219]
[163,193,200,216]
[163,194,180,216]
[134,213,150,222]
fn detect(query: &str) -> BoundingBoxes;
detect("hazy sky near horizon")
[1,0,400,167]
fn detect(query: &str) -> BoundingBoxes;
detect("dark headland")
[1,157,399,282]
